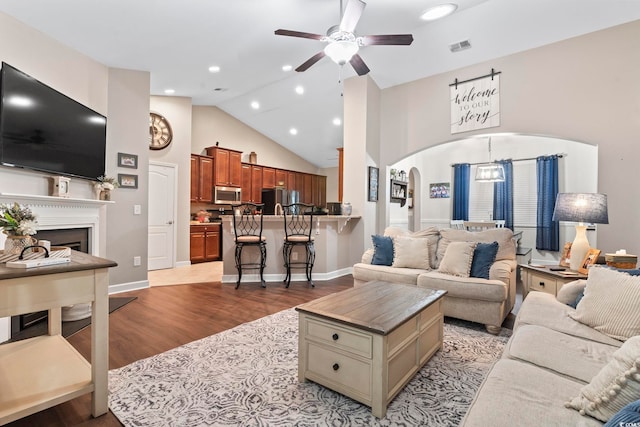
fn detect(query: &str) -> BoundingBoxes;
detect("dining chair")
[464,221,496,231]
[450,220,465,229]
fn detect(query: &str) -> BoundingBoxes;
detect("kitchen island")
[220,215,360,285]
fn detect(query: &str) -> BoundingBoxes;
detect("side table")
[520,264,587,299]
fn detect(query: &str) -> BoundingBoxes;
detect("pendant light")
[475,137,505,182]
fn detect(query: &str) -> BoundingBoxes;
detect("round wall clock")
[149,112,173,150]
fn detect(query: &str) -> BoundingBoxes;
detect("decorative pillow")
[371,235,393,266]
[605,266,640,276]
[569,266,640,341]
[603,399,640,427]
[469,241,499,279]
[437,228,516,264]
[566,336,640,422]
[557,279,587,306]
[391,236,431,270]
[568,290,585,309]
[437,241,477,278]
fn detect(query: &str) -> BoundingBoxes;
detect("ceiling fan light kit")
[274,0,413,76]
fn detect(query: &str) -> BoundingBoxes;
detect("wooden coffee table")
[296,281,446,418]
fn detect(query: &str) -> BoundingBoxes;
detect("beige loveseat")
[461,266,640,426]
[352,227,517,334]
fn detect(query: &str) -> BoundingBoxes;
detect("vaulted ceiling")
[1,0,639,168]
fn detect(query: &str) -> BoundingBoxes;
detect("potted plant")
[94,176,119,200]
[0,203,38,254]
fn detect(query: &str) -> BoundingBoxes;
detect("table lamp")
[552,193,608,271]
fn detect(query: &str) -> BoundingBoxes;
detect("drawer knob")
[332,363,340,371]
[332,333,339,341]
[539,282,545,287]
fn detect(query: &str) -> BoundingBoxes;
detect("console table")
[0,251,117,425]
[520,264,587,299]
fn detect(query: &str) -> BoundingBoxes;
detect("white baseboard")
[109,280,149,294]
[175,260,191,268]
[221,267,353,285]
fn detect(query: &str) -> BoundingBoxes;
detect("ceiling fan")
[274,0,413,76]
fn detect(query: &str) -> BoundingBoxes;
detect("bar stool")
[282,203,315,288]
[232,203,266,289]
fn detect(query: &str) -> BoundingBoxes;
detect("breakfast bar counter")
[220,215,361,285]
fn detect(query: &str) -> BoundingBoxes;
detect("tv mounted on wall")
[0,62,106,181]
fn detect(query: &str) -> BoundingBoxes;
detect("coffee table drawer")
[306,342,372,399]
[304,318,372,358]
[528,272,558,295]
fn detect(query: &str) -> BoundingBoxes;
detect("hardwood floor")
[5,276,354,427]
[5,273,521,426]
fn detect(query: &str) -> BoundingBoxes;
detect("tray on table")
[0,246,71,264]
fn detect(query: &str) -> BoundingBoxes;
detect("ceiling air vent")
[449,39,471,53]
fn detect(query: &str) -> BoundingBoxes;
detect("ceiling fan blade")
[360,34,414,46]
[274,29,324,40]
[349,54,370,76]
[295,51,326,72]
[339,0,366,33]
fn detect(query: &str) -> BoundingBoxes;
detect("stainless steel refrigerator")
[262,188,301,214]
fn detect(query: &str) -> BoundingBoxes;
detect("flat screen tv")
[0,62,106,181]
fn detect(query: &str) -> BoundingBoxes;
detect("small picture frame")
[579,248,601,274]
[118,173,138,189]
[117,152,138,169]
[429,182,450,199]
[559,242,572,267]
[368,166,379,202]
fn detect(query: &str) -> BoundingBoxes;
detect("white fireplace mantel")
[0,192,113,343]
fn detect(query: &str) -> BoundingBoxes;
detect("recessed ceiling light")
[164,89,175,94]
[289,128,298,135]
[208,65,221,73]
[251,101,260,109]
[420,3,457,21]
[333,117,342,126]
[282,65,293,72]
[295,85,304,95]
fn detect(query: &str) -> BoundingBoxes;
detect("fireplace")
[11,228,90,335]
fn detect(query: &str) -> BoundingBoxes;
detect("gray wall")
[345,20,640,258]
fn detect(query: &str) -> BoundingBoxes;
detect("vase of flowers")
[1,203,38,255]
[94,176,119,200]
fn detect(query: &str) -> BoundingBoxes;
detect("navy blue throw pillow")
[371,235,394,266]
[568,289,585,309]
[470,241,499,279]
[604,399,640,426]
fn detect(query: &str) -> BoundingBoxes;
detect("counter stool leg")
[283,242,293,288]
[234,244,243,289]
[306,242,315,287]
[259,242,267,288]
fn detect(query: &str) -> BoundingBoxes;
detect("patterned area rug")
[109,309,511,426]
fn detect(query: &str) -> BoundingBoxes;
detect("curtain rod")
[451,153,566,167]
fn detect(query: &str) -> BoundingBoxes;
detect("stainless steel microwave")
[214,186,241,204]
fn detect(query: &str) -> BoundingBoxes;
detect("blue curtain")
[493,160,514,229]
[452,163,470,220]
[536,155,559,251]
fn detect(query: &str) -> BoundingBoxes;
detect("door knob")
[166,220,174,225]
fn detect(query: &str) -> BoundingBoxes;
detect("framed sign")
[368,166,379,202]
[450,70,501,134]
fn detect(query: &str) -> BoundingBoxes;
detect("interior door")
[148,162,177,270]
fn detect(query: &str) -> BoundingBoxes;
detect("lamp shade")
[552,193,609,224]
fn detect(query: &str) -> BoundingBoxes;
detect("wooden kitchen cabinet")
[303,173,313,204]
[206,147,242,187]
[275,169,287,188]
[190,224,221,263]
[262,167,276,189]
[190,154,213,203]
[240,164,263,203]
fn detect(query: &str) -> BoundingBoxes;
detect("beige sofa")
[462,266,640,426]
[352,227,517,334]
